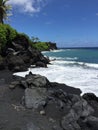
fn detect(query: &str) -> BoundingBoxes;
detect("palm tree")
[0,0,12,24]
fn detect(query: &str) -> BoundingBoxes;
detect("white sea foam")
[51,59,98,69]
[86,63,98,69]
[50,49,64,52]
[14,58,98,96]
[49,57,65,60]
[42,49,64,54]
[41,51,49,54]
[50,56,78,61]
[65,57,78,60]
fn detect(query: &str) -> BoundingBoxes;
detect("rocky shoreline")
[0,34,51,72]
[0,69,98,130]
[0,35,98,129]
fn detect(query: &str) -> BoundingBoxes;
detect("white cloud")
[8,0,46,14]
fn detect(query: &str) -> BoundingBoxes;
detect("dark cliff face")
[0,34,50,72]
[47,42,57,50]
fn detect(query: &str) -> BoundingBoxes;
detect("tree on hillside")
[0,0,12,24]
[31,36,40,42]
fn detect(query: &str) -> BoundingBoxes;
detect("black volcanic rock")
[47,42,57,50]
[82,93,98,102]
[0,71,98,130]
[0,44,50,72]
[0,59,6,70]
[35,61,47,67]
[7,72,98,130]
[13,34,29,50]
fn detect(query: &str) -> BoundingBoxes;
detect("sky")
[6,0,98,47]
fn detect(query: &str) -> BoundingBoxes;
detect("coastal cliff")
[31,41,57,51]
[0,24,52,72]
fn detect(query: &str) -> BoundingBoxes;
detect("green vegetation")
[0,1,52,52]
[31,36,40,43]
[0,24,52,52]
[0,0,12,24]
[0,1,56,53]
[16,32,32,44]
[0,24,17,50]
[31,42,50,51]
[31,36,51,51]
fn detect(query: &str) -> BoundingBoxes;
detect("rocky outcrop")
[25,88,47,109]
[0,59,6,70]
[6,54,27,72]
[0,33,59,72]
[13,34,29,50]
[9,72,98,130]
[35,61,47,67]
[0,41,50,72]
[46,42,57,50]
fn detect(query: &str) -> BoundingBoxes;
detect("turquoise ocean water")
[14,48,98,96]
[44,48,98,65]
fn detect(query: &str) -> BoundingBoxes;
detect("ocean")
[14,48,98,96]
